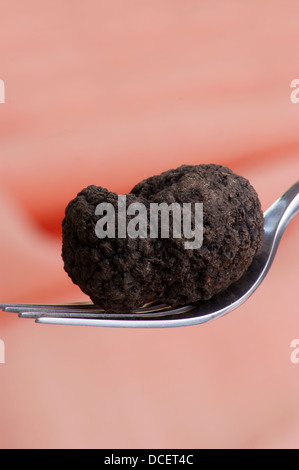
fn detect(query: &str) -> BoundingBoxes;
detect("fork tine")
[4,305,101,313]
[1,302,98,313]
[18,311,110,319]
[34,315,193,328]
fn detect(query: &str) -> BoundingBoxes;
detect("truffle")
[62,164,264,312]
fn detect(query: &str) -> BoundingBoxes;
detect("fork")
[1,181,298,328]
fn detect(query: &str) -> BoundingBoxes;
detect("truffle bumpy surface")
[62,164,264,312]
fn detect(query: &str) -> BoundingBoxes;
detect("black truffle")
[62,164,264,312]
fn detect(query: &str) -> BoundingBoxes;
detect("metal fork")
[1,181,298,328]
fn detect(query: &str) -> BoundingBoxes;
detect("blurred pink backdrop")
[0,0,298,448]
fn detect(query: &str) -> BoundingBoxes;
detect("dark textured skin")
[62,164,264,312]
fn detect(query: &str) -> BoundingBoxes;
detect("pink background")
[0,0,298,448]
